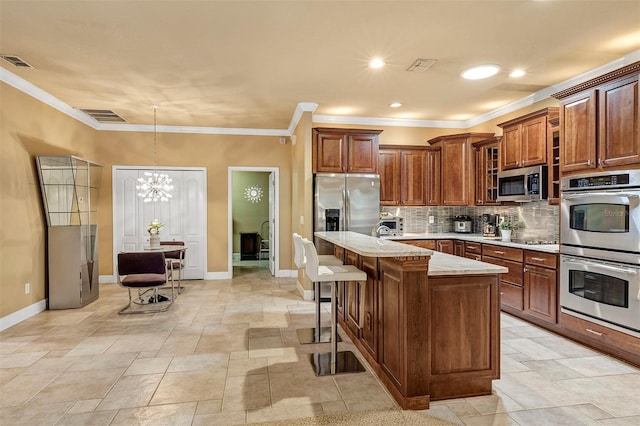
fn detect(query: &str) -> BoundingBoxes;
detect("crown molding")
[1,66,100,129]
[3,50,639,135]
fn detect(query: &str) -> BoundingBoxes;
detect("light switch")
[300,215,304,225]
[429,216,435,224]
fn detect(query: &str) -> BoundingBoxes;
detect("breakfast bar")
[315,231,507,409]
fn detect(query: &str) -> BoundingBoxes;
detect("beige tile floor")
[1,264,639,425]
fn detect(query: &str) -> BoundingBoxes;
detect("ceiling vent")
[0,55,34,68]
[407,58,437,72]
[79,109,127,123]
[407,58,437,73]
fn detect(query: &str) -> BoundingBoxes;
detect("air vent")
[80,109,127,123]
[0,55,34,68]
[407,58,437,73]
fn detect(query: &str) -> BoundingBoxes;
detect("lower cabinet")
[523,251,558,324]
[436,239,454,254]
[360,256,380,360]
[345,249,361,337]
[482,244,524,311]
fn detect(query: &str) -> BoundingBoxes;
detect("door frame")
[111,165,208,281]
[228,166,280,277]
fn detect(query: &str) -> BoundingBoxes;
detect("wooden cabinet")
[379,146,427,206]
[473,137,501,206]
[523,251,558,324]
[360,256,379,360]
[398,239,436,250]
[482,244,524,311]
[436,239,454,254]
[313,128,382,173]
[464,241,482,261]
[498,108,559,171]
[345,249,361,337]
[553,62,640,174]
[240,232,260,260]
[426,147,441,205]
[428,133,494,206]
[454,240,465,257]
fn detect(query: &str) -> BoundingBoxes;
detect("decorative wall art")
[244,185,263,203]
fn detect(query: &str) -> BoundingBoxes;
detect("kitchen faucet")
[372,223,392,237]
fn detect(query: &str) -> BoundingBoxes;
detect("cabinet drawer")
[560,312,640,355]
[465,253,482,261]
[465,242,482,255]
[400,239,436,250]
[483,256,522,285]
[525,250,557,269]
[482,244,523,262]
[500,282,523,310]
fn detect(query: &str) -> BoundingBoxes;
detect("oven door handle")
[563,257,639,276]
[562,192,639,200]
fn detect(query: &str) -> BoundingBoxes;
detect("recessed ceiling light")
[509,69,526,78]
[461,64,501,80]
[389,102,402,108]
[369,58,385,69]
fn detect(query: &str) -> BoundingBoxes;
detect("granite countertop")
[314,231,507,276]
[383,232,559,254]
[315,231,434,258]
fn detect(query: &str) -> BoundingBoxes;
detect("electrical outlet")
[300,215,304,225]
[428,216,435,224]
[24,282,30,294]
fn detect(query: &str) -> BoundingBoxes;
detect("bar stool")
[292,233,343,344]
[302,238,367,376]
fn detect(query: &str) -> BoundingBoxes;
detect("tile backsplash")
[381,201,559,242]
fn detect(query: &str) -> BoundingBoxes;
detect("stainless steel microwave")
[497,165,547,202]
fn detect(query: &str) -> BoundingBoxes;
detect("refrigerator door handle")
[344,187,349,231]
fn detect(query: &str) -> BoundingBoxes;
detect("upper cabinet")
[425,147,441,206]
[428,133,494,206]
[379,145,428,206]
[552,62,640,174]
[547,117,561,204]
[473,137,501,206]
[498,108,559,171]
[313,128,383,173]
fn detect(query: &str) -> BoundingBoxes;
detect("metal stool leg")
[296,282,341,344]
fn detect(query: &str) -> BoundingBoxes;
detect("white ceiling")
[1,1,639,133]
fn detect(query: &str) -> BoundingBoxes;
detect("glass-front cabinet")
[36,156,103,309]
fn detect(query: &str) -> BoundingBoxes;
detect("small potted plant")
[499,220,518,242]
[147,219,164,249]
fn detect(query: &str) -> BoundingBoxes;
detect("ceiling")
[2,1,640,132]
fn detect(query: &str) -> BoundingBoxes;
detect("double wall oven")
[560,170,640,337]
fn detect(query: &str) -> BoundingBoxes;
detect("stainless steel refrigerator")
[314,173,380,254]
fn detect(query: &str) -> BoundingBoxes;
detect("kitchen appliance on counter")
[377,216,404,236]
[314,173,380,254]
[560,169,640,337]
[453,215,473,233]
[481,213,500,237]
[497,165,547,202]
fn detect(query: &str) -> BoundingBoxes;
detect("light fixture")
[509,69,526,78]
[136,106,174,202]
[389,102,402,108]
[461,64,501,80]
[369,58,385,69]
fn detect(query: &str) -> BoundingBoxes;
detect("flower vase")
[501,230,512,242]
[150,234,160,249]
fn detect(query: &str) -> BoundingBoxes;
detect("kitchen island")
[315,231,507,409]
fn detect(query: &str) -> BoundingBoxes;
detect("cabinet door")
[475,143,500,206]
[501,124,522,170]
[400,150,427,205]
[379,149,401,206]
[524,265,557,323]
[345,250,361,336]
[436,239,454,254]
[522,116,547,166]
[316,131,347,173]
[599,75,640,168]
[441,138,469,205]
[349,133,379,173]
[474,147,484,205]
[360,256,379,360]
[426,148,441,206]
[560,90,597,172]
[454,240,465,257]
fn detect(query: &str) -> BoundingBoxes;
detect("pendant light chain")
[136,106,174,202]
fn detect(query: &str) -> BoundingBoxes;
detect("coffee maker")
[482,214,500,237]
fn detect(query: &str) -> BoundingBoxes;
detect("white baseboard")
[297,280,314,301]
[205,271,232,279]
[99,275,116,284]
[0,299,47,332]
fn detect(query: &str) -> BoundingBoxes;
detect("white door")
[113,168,206,279]
[268,172,275,275]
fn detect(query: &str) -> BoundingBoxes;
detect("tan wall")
[0,83,97,318]
[95,130,292,275]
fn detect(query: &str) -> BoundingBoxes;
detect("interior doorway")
[228,167,279,277]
